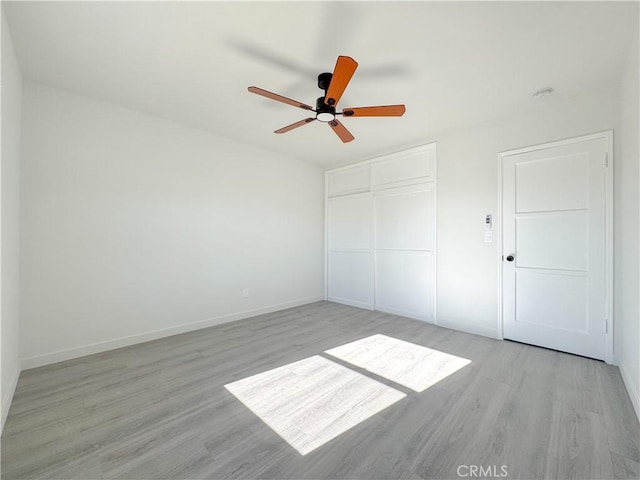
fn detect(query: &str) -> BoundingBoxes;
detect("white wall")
[435,87,619,338]
[615,29,639,418]
[1,11,23,429]
[20,81,324,368]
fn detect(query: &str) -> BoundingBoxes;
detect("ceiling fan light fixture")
[316,111,335,122]
[315,96,336,122]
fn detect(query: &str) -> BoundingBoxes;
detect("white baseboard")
[618,360,640,422]
[21,296,323,370]
[1,361,21,432]
[435,318,502,340]
[327,297,374,310]
[374,305,434,324]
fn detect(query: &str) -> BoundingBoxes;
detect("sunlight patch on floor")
[325,334,472,392]
[224,355,405,455]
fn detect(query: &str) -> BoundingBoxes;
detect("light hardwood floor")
[2,301,638,479]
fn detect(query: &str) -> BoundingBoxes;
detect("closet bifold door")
[327,192,374,309]
[373,183,435,321]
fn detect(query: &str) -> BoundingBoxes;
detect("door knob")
[506,255,515,262]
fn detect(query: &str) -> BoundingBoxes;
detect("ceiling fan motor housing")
[315,96,336,122]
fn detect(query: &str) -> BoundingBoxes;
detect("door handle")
[506,255,515,262]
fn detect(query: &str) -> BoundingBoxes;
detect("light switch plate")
[484,230,493,243]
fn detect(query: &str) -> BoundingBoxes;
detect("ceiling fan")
[248,56,406,143]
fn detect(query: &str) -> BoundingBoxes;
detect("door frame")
[497,131,614,364]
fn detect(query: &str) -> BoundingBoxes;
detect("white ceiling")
[4,1,638,168]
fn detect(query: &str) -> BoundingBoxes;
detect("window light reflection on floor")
[325,334,472,392]
[224,335,471,455]
[224,355,405,455]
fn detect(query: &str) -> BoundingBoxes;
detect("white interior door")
[502,136,609,360]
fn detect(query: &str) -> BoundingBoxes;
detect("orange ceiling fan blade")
[329,119,355,143]
[274,118,316,134]
[324,56,358,107]
[342,105,406,117]
[248,86,314,111]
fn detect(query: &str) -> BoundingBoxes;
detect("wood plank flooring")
[2,301,638,479]
[224,355,407,455]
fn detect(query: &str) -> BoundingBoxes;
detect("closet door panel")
[371,146,435,190]
[328,195,371,251]
[328,252,374,308]
[374,251,434,321]
[327,165,370,197]
[374,186,434,251]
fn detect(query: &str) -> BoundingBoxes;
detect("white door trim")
[497,131,613,364]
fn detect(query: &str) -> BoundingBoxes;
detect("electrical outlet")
[242,288,250,299]
[484,230,493,243]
